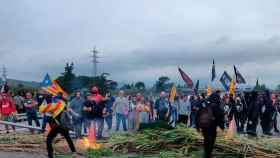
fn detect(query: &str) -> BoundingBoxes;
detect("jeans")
[190,112,197,128]
[116,113,127,131]
[170,110,177,127]
[73,117,83,138]
[27,110,40,127]
[84,118,104,139]
[105,114,113,130]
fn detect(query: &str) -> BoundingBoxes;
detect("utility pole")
[1,66,7,83]
[90,47,99,77]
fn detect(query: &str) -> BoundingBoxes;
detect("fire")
[83,137,101,150]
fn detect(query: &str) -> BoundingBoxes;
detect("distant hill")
[4,79,40,88]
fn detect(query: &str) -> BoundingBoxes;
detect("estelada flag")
[220,71,232,91]
[40,73,68,98]
[234,65,246,84]
[169,84,177,102]
[178,67,193,88]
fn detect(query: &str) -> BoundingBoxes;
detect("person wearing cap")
[88,86,106,139]
[39,93,77,158]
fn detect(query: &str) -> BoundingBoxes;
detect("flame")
[83,137,101,150]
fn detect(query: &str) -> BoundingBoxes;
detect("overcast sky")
[1,0,280,88]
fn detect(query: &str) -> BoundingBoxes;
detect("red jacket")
[0,99,16,115]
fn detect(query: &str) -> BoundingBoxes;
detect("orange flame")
[83,137,101,150]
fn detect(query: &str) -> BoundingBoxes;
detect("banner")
[178,67,193,88]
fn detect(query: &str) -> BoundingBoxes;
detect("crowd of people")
[0,85,280,158]
[1,87,280,137]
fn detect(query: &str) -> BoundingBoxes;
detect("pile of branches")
[107,124,280,158]
[0,133,44,153]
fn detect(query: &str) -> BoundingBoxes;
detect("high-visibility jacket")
[39,100,66,118]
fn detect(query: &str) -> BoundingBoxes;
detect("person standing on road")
[196,90,225,158]
[154,91,169,121]
[178,95,191,126]
[24,92,40,132]
[104,92,115,131]
[0,93,16,133]
[13,92,25,114]
[69,91,85,139]
[127,95,136,131]
[89,87,106,139]
[113,90,129,132]
[40,93,77,158]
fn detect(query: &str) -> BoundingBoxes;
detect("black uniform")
[246,91,260,136]
[196,92,225,158]
[240,92,250,133]
[260,91,275,135]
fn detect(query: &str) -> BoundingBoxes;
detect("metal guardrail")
[16,112,43,121]
[0,120,42,131]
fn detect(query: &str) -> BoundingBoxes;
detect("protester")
[39,93,77,158]
[235,96,244,133]
[240,92,249,133]
[178,95,191,126]
[113,90,129,132]
[83,94,95,134]
[13,92,25,114]
[196,90,225,158]
[128,95,136,131]
[24,92,40,132]
[169,96,179,127]
[190,95,198,128]
[89,86,106,138]
[273,94,280,133]
[136,97,151,129]
[260,90,275,136]
[0,93,16,133]
[154,91,169,121]
[104,92,115,131]
[135,94,143,130]
[69,91,85,138]
[246,91,260,136]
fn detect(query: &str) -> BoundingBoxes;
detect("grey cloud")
[1,0,280,88]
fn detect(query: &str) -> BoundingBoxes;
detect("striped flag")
[234,65,246,84]
[178,67,193,88]
[40,74,68,97]
[220,71,232,91]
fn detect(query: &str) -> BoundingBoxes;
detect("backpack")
[59,111,74,130]
[198,104,215,129]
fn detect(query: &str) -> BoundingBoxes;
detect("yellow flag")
[169,85,177,102]
[207,85,212,96]
[229,79,235,95]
